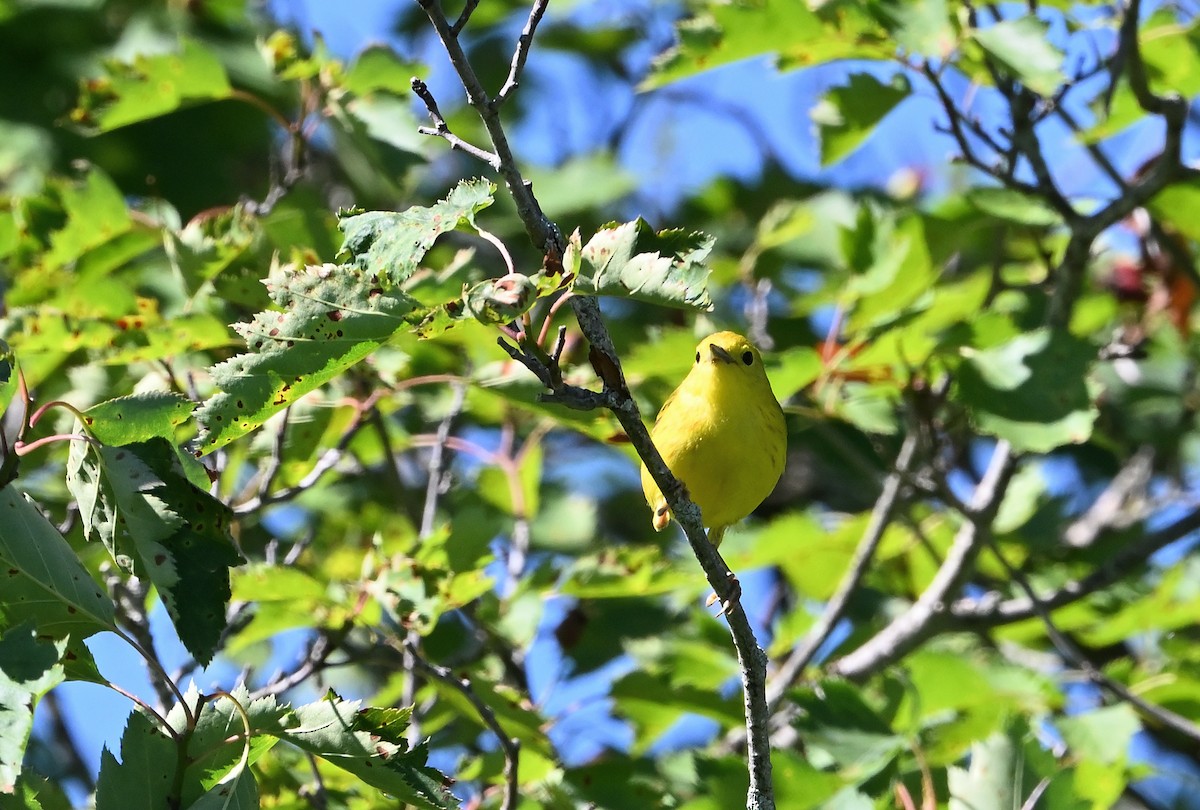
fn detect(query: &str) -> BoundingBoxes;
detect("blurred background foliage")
[4,0,1200,807]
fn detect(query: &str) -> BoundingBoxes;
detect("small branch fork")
[411,0,775,805]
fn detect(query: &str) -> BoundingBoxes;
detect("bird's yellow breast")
[640,332,786,541]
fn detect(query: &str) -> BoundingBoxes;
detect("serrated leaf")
[572,219,713,309]
[970,17,1065,97]
[0,485,116,634]
[95,711,178,810]
[195,263,418,451]
[958,328,1098,452]
[81,392,194,446]
[179,687,283,807]
[72,39,233,133]
[338,179,495,287]
[264,692,457,809]
[813,73,911,166]
[0,624,66,794]
[68,439,240,665]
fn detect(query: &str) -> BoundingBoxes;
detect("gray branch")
[829,440,1016,681]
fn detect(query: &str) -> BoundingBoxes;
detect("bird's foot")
[704,570,741,617]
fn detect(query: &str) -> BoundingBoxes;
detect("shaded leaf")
[66,439,240,665]
[0,485,115,635]
[0,625,65,794]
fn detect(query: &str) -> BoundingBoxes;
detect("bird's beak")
[708,343,735,364]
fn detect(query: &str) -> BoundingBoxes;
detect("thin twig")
[410,78,502,169]
[496,0,549,105]
[406,641,521,810]
[449,0,480,35]
[234,404,373,514]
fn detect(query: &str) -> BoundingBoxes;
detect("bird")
[640,331,787,548]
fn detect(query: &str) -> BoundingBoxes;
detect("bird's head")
[691,331,772,389]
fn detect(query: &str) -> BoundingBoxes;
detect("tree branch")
[405,641,521,810]
[829,440,1017,681]
[767,432,919,702]
[986,535,1200,745]
[413,1,776,804]
[952,503,1200,625]
[496,0,549,105]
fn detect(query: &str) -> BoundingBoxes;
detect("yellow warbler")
[640,331,787,546]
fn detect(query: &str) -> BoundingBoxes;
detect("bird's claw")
[705,570,741,617]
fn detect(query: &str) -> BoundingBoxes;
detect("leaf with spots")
[67,438,241,665]
[0,485,116,640]
[0,624,66,794]
[95,710,178,810]
[195,262,420,451]
[259,692,457,808]
[568,220,715,310]
[337,178,495,287]
[81,392,195,446]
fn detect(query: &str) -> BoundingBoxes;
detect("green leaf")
[343,45,423,97]
[41,168,143,272]
[644,0,890,89]
[95,711,178,810]
[178,688,283,807]
[0,624,66,794]
[265,692,458,808]
[970,17,1065,97]
[0,485,116,635]
[570,220,714,309]
[947,730,1017,810]
[1056,704,1139,764]
[82,392,194,446]
[337,179,495,287]
[72,39,233,133]
[812,73,911,167]
[958,328,1098,453]
[790,681,904,783]
[612,670,742,754]
[873,0,956,56]
[194,263,418,451]
[66,439,240,665]
[966,186,1063,227]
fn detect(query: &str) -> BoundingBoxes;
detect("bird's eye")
[741,351,754,365]
[695,351,701,363]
